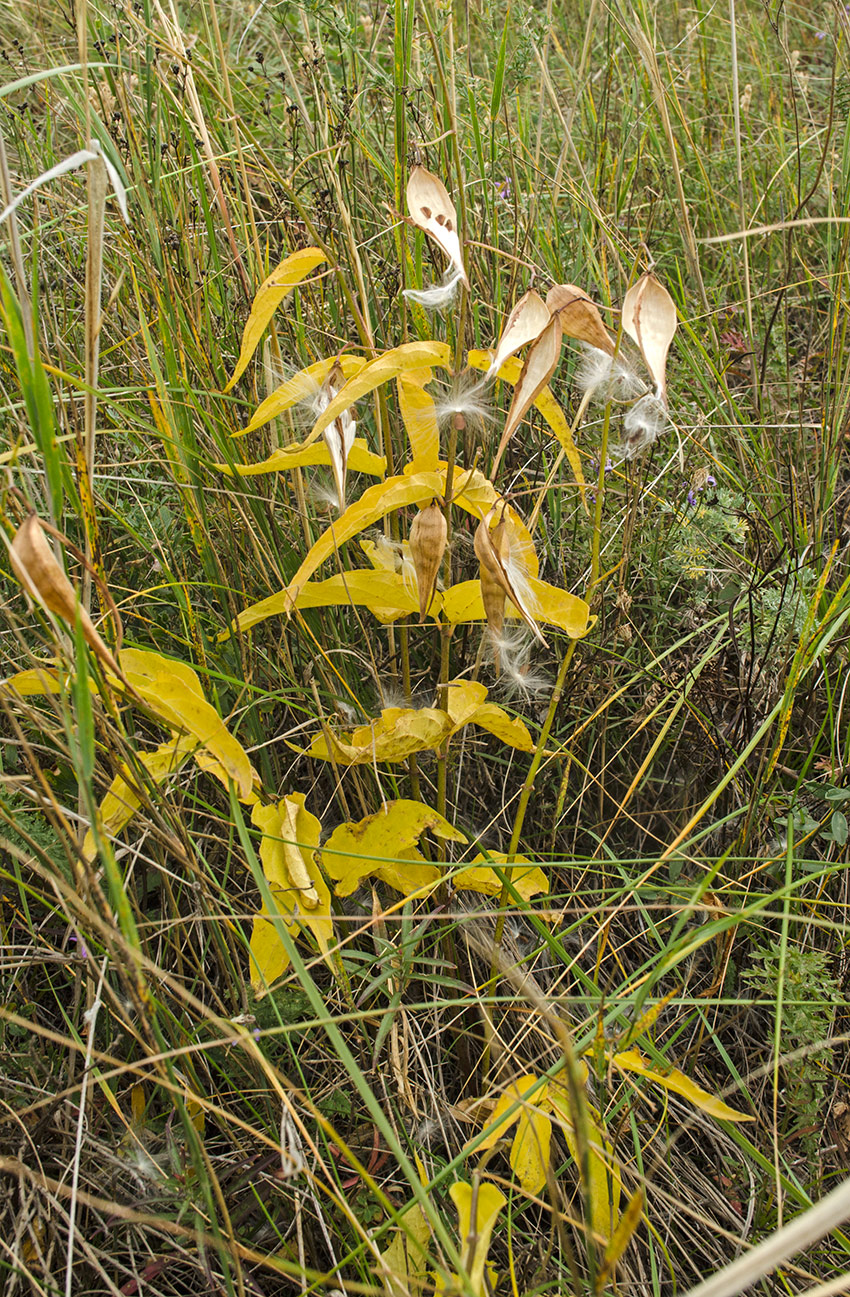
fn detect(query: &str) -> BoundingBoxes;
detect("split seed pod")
[406,166,469,289]
[493,316,562,474]
[546,284,616,355]
[321,360,357,509]
[474,506,546,646]
[488,289,551,377]
[621,272,677,406]
[409,499,447,622]
[9,514,120,675]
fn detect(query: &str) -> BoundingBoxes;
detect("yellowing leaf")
[597,1186,644,1288]
[82,732,197,862]
[381,1196,431,1297]
[511,1102,552,1196]
[448,1182,506,1297]
[306,342,452,447]
[306,705,452,766]
[612,1048,754,1122]
[475,1075,543,1151]
[323,799,465,897]
[549,1083,621,1243]
[444,681,534,751]
[470,702,533,750]
[235,354,368,437]
[226,463,496,635]
[224,249,327,391]
[453,853,548,900]
[117,648,253,799]
[2,663,62,695]
[467,349,585,494]
[249,794,332,992]
[442,577,593,638]
[406,167,469,288]
[398,368,440,470]
[215,437,386,479]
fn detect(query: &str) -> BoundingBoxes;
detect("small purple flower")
[252,1027,262,1040]
[707,475,716,485]
[815,30,827,39]
[70,934,88,959]
[687,489,698,507]
[496,177,512,201]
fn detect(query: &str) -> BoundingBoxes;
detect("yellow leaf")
[470,701,534,751]
[307,705,452,765]
[468,349,585,494]
[398,368,440,470]
[323,799,464,897]
[475,1074,542,1151]
[448,1182,506,1297]
[442,577,593,638]
[596,1186,644,1289]
[249,794,332,992]
[612,1048,754,1122]
[215,437,386,479]
[2,663,62,695]
[549,1083,621,1243]
[305,342,452,447]
[117,648,253,799]
[82,732,197,863]
[510,1102,552,1196]
[225,461,535,637]
[224,249,327,391]
[234,354,368,436]
[381,1193,431,1297]
[453,853,548,900]
[295,570,430,623]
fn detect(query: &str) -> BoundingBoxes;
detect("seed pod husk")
[546,284,616,355]
[474,507,546,646]
[9,514,119,674]
[409,500,447,622]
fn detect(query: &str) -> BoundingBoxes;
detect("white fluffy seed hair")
[492,625,551,699]
[403,267,464,312]
[576,344,646,403]
[616,393,668,461]
[432,372,494,430]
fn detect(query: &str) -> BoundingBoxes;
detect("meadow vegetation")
[0,0,849,1293]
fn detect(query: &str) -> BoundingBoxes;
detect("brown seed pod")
[9,514,120,675]
[474,507,546,646]
[409,499,447,622]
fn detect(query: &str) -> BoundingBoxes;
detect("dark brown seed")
[420,205,431,218]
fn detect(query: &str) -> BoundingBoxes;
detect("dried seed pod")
[546,284,616,355]
[621,271,677,406]
[489,289,551,376]
[474,507,546,646]
[492,316,562,474]
[409,499,447,622]
[321,360,357,509]
[406,166,469,288]
[9,514,119,674]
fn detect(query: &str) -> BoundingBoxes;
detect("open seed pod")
[488,289,551,376]
[321,360,357,509]
[409,499,447,622]
[546,284,616,355]
[406,166,469,289]
[9,514,120,675]
[621,271,677,406]
[474,506,545,646]
[493,316,562,474]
